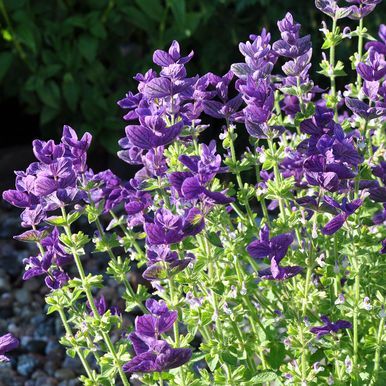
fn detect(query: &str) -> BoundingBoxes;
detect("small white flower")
[362,297,372,311]
[240,282,247,295]
[316,253,326,267]
[223,302,232,315]
[229,285,237,298]
[345,355,352,374]
[335,293,345,305]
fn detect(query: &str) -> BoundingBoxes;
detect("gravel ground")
[0,205,142,386]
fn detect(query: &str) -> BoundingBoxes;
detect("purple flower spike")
[321,196,362,235]
[310,315,352,339]
[0,333,19,362]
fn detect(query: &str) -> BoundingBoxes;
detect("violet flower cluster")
[2,1,385,385]
[123,300,191,373]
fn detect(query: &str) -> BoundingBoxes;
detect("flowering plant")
[2,1,385,385]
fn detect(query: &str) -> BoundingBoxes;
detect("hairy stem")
[32,230,97,381]
[94,216,147,314]
[61,209,130,386]
[228,125,258,231]
[58,308,96,381]
[372,317,384,385]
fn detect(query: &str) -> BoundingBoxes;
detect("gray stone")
[17,354,40,377]
[15,288,31,304]
[54,368,76,380]
[24,338,47,354]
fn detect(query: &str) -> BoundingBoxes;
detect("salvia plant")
[1,1,386,385]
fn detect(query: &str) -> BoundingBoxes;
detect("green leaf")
[37,81,61,109]
[205,353,219,372]
[0,52,13,82]
[46,215,67,226]
[266,341,285,369]
[62,73,80,111]
[40,105,58,125]
[170,0,186,28]
[122,6,155,32]
[67,211,82,225]
[15,23,37,53]
[249,371,277,383]
[134,0,164,22]
[78,35,98,62]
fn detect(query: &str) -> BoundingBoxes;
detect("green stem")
[168,270,187,385]
[302,265,312,316]
[32,228,98,380]
[353,270,360,383]
[94,216,147,314]
[61,209,130,386]
[372,317,384,385]
[299,325,308,382]
[58,308,96,381]
[255,163,271,228]
[109,211,145,259]
[228,125,257,231]
[267,139,286,221]
[356,11,364,92]
[0,0,30,66]
[330,18,338,119]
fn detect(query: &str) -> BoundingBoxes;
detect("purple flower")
[231,28,277,80]
[202,71,243,121]
[237,77,279,139]
[357,50,386,82]
[273,13,312,59]
[346,0,381,19]
[365,24,386,55]
[44,269,69,290]
[345,97,382,120]
[373,204,386,224]
[41,227,72,266]
[143,245,193,281]
[32,139,65,164]
[247,225,302,280]
[321,196,362,235]
[0,333,19,362]
[247,225,293,261]
[380,239,386,254]
[169,141,233,204]
[310,315,352,339]
[315,0,354,19]
[123,334,191,373]
[259,260,303,280]
[125,116,183,150]
[153,40,193,68]
[145,207,204,246]
[303,155,355,192]
[135,299,177,338]
[124,299,192,373]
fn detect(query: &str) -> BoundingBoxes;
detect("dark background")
[0,0,385,188]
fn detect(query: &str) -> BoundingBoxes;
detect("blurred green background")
[0,0,385,154]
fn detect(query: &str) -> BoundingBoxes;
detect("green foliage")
[2,0,384,151]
